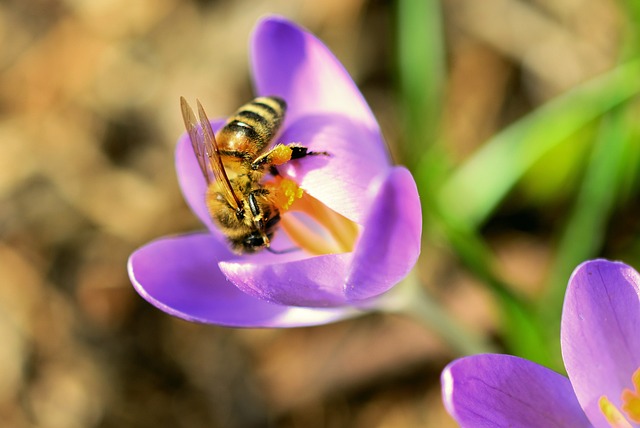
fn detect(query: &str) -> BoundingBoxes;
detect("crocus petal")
[251,17,390,222]
[345,166,422,301]
[442,354,593,428]
[252,16,384,145]
[219,253,353,308]
[128,233,359,327]
[561,260,640,427]
[175,119,227,234]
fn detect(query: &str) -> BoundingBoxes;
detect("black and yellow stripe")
[219,96,286,152]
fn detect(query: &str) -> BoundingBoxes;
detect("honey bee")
[180,96,327,254]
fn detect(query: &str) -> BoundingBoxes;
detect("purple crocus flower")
[441,259,640,427]
[127,16,422,327]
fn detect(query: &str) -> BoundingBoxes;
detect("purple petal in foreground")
[219,252,352,307]
[442,354,592,428]
[345,167,422,301]
[128,233,359,327]
[561,259,640,427]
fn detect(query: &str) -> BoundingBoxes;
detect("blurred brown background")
[0,0,621,427]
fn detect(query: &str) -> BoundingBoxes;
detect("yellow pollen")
[600,396,633,428]
[278,177,303,210]
[621,368,640,423]
[599,367,640,427]
[265,177,360,255]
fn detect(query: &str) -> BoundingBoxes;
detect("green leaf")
[541,105,633,331]
[438,59,640,228]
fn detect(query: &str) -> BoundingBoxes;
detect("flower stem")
[380,269,497,356]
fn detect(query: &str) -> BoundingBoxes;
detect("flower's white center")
[266,177,360,255]
[599,367,640,427]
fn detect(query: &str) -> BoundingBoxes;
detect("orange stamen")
[621,368,640,423]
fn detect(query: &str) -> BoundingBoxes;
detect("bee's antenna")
[268,166,280,177]
[266,246,300,255]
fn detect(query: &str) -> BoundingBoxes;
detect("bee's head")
[228,192,281,253]
[231,193,269,253]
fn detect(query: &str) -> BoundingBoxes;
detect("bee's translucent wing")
[180,97,213,183]
[180,97,241,211]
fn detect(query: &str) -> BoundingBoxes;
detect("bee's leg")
[289,144,330,160]
[250,144,293,170]
[247,191,266,232]
[220,149,252,162]
[251,144,329,171]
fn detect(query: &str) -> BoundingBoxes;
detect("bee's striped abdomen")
[219,96,286,153]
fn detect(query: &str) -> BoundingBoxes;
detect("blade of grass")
[616,102,640,203]
[397,0,445,168]
[620,0,640,57]
[438,59,640,229]
[426,209,554,367]
[540,105,632,342]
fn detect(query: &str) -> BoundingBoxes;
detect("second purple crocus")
[127,16,422,327]
[442,259,640,427]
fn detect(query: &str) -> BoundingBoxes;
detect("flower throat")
[268,177,360,255]
[599,367,640,427]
